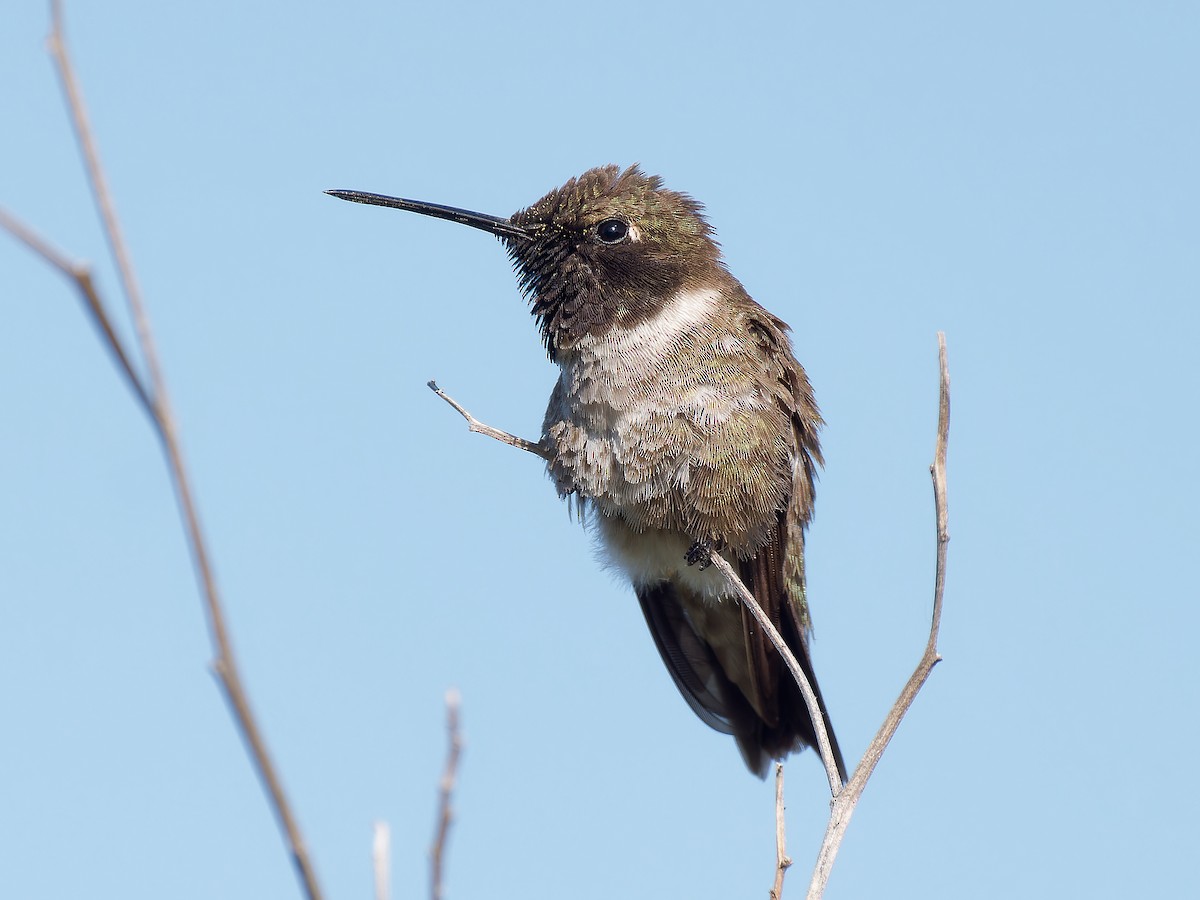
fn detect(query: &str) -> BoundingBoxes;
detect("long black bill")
[325,189,529,240]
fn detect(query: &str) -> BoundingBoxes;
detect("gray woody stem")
[803,332,950,899]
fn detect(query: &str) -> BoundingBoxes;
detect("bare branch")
[770,763,792,900]
[22,6,326,899]
[431,688,464,900]
[0,206,154,420]
[804,332,951,900]
[428,380,553,461]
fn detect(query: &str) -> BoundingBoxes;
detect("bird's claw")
[685,538,721,570]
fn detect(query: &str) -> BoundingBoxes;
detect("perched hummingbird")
[328,165,847,780]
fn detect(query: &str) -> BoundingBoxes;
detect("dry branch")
[428,380,553,461]
[770,763,793,900]
[0,205,154,419]
[0,5,325,899]
[803,332,951,899]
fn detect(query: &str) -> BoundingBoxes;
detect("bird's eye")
[596,219,629,244]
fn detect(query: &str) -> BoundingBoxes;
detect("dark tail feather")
[731,604,846,782]
[739,552,848,783]
[780,624,848,784]
[638,576,847,781]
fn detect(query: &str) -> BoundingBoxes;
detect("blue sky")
[2,2,1197,898]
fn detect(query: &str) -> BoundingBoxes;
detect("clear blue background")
[3,2,1197,897]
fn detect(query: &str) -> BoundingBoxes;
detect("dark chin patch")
[504,164,721,359]
[511,241,701,358]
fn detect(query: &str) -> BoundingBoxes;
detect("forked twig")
[0,5,325,899]
[428,380,553,461]
[431,688,464,900]
[803,332,951,899]
[0,206,154,419]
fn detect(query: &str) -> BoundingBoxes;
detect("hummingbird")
[328,165,847,781]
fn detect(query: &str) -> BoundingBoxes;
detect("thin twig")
[804,332,951,900]
[0,205,154,420]
[428,380,553,461]
[770,763,792,900]
[34,6,325,899]
[431,688,464,900]
[373,821,391,900]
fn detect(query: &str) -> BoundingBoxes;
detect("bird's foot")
[685,538,724,571]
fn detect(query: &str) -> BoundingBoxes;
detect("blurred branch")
[431,688,464,900]
[373,821,391,900]
[46,0,155,387]
[0,205,154,419]
[0,5,326,899]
